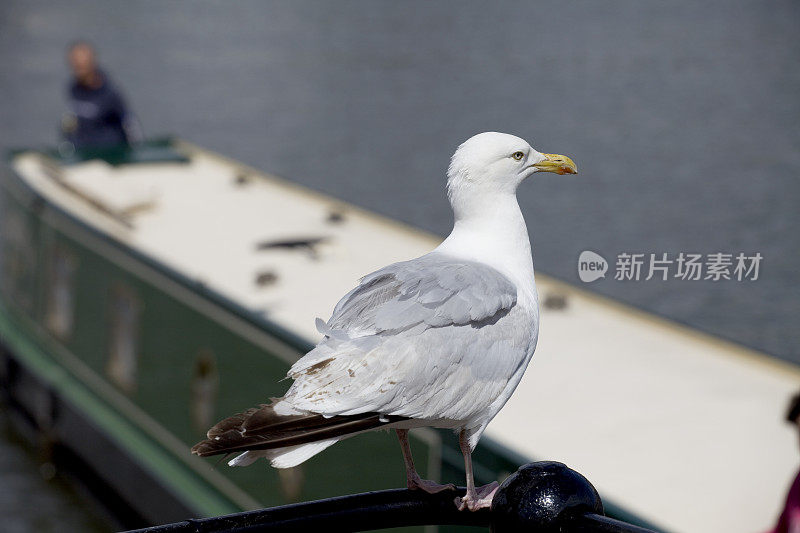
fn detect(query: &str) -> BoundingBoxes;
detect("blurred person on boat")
[766,391,800,533]
[61,40,141,150]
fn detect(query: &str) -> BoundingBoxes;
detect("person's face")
[68,45,96,85]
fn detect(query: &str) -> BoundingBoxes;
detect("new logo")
[578,251,608,283]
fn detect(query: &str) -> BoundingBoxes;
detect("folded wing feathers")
[325,254,517,339]
[193,254,519,463]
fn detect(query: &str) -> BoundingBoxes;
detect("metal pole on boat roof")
[123,462,659,532]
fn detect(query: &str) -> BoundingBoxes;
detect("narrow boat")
[0,138,795,533]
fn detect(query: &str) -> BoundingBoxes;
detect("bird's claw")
[455,481,499,511]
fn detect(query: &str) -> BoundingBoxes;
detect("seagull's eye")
[511,151,525,161]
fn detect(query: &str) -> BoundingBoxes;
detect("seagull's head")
[447,132,577,199]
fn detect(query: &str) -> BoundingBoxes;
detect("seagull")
[192,132,577,510]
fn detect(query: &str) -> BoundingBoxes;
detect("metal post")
[124,462,660,532]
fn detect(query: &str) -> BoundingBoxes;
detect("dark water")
[0,414,109,532]
[1,1,799,529]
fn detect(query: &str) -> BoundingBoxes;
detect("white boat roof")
[11,142,799,533]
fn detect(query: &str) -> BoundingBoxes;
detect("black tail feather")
[191,403,407,457]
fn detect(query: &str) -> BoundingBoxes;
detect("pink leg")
[396,429,455,494]
[455,429,499,511]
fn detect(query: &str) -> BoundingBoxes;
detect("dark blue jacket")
[67,71,131,149]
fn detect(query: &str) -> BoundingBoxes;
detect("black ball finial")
[490,461,603,532]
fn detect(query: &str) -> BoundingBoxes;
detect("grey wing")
[325,253,517,336]
[281,253,526,420]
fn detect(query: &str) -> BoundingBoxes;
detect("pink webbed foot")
[408,474,456,494]
[397,429,455,495]
[455,481,500,511]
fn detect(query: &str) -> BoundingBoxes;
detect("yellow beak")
[533,153,578,175]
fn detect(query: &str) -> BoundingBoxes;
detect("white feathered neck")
[436,184,535,300]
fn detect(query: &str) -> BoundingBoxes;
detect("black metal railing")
[125,462,659,532]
